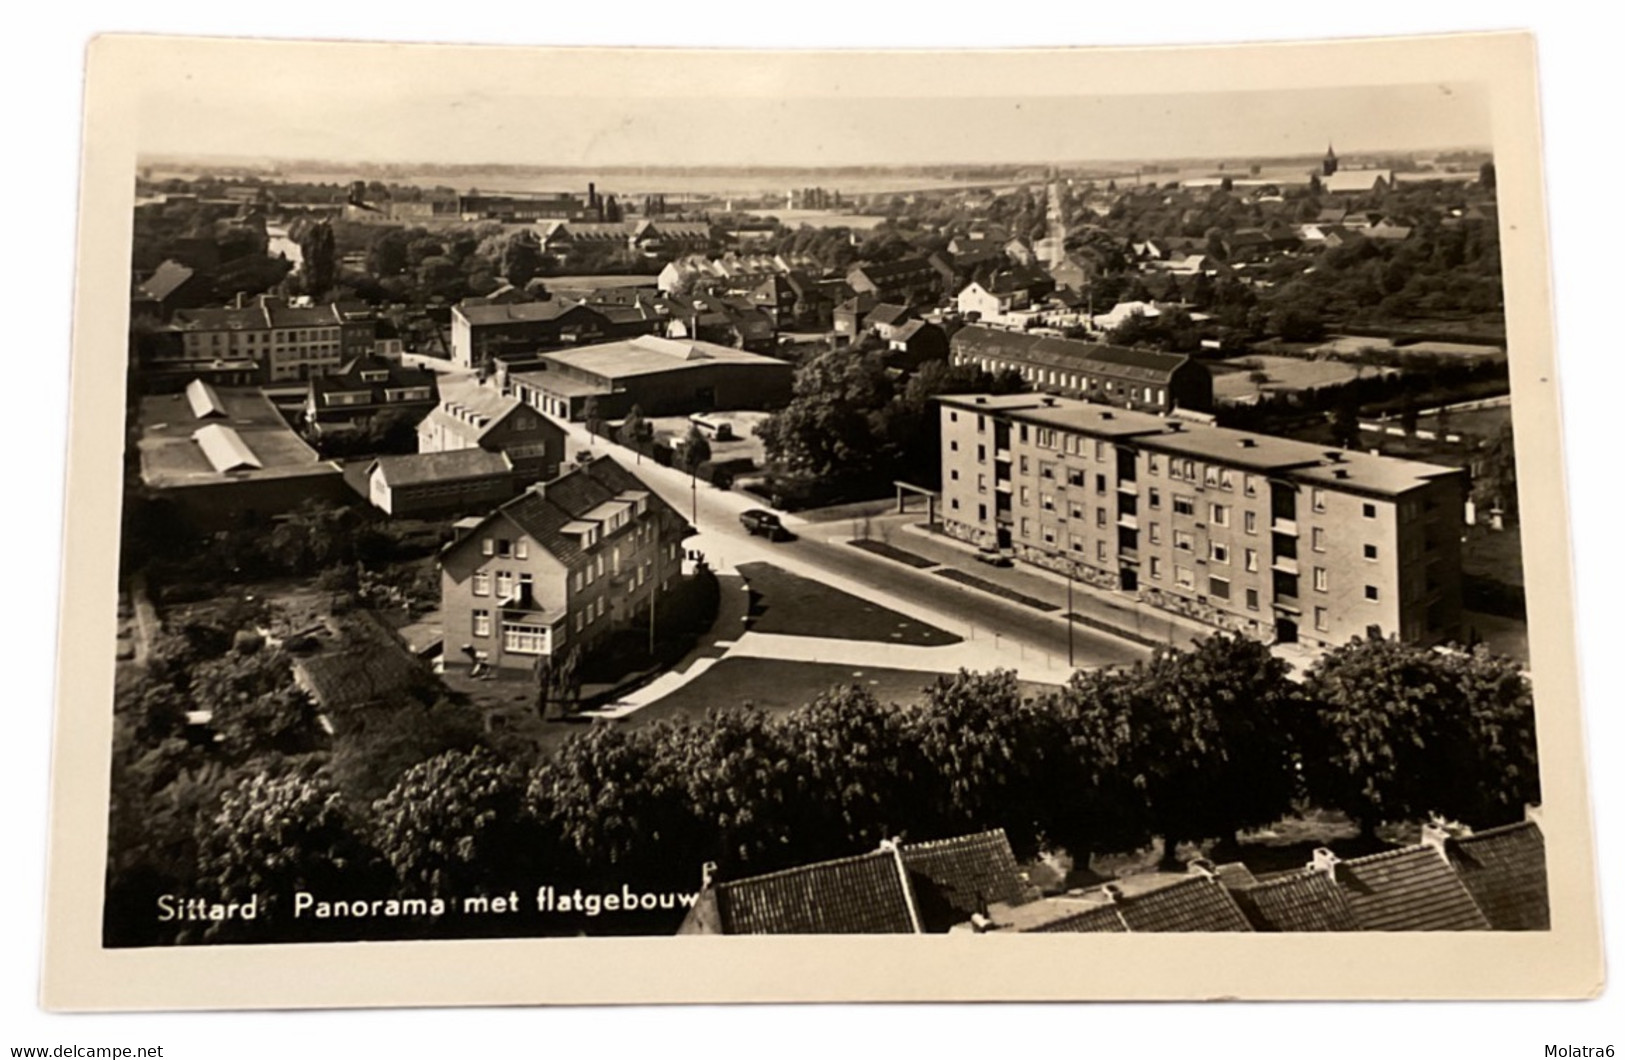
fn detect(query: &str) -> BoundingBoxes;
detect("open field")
[1210,355,1398,402]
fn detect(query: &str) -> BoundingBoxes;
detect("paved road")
[567,427,1151,674]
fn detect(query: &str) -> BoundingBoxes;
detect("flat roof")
[137,386,331,487]
[940,392,1461,497]
[509,370,613,398]
[540,335,786,381]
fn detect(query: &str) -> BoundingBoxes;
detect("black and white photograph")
[37,29,1602,1010]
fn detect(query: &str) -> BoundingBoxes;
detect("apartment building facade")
[166,296,377,384]
[938,393,1464,648]
[439,455,690,671]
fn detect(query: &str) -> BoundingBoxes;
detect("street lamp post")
[1067,560,1076,670]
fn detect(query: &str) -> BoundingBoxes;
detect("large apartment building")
[938,393,1465,648]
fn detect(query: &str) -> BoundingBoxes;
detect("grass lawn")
[625,657,950,728]
[1211,355,1399,403]
[1462,522,1525,586]
[738,561,961,645]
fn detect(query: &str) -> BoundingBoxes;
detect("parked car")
[740,509,788,541]
[975,546,1013,568]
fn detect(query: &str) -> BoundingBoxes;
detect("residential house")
[885,319,950,373]
[449,300,613,370]
[438,455,690,671]
[131,259,212,321]
[861,302,914,342]
[303,355,440,438]
[166,295,378,384]
[831,293,879,344]
[417,373,566,483]
[846,257,943,306]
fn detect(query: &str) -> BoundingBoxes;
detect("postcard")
[41,30,1602,1008]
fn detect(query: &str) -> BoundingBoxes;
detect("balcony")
[995,479,1013,494]
[1116,480,1139,496]
[1271,516,1299,536]
[1272,594,1302,614]
[1116,513,1139,531]
[1271,556,1300,575]
[1118,547,1140,563]
[995,448,1012,462]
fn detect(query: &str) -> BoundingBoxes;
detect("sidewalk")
[875,518,1213,651]
[725,630,1072,684]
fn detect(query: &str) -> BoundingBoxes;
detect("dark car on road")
[740,509,788,541]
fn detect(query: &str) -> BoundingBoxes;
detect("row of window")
[952,361,1169,406]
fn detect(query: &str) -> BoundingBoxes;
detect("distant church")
[1322,143,1339,177]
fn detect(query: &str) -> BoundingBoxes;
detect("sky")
[132,43,1491,170]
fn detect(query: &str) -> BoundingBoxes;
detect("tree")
[1479,161,1497,190]
[1246,369,1270,396]
[1475,421,1519,521]
[298,220,336,300]
[371,747,543,896]
[500,230,545,288]
[618,405,653,463]
[582,397,604,443]
[1300,634,1538,835]
[1330,388,1362,449]
[1121,636,1300,864]
[194,767,391,939]
[189,647,317,758]
[679,424,712,525]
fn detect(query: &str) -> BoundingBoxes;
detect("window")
[1246,587,1259,611]
[502,623,548,655]
[1315,606,1329,632]
[572,570,584,593]
[1174,565,1195,589]
[515,540,528,560]
[1312,488,1327,513]
[1210,542,1229,564]
[950,470,960,481]
[1041,493,1056,512]
[496,538,513,558]
[1096,540,1108,562]
[1070,502,1085,521]
[1363,544,1378,560]
[1173,495,1196,516]
[1174,529,1194,552]
[1244,511,1258,535]
[1365,585,1380,601]
[1210,576,1231,600]
[481,538,495,557]
[496,572,515,599]
[1095,474,1107,495]
[977,444,986,462]
[1148,522,1161,545]
[1037,428,1057,449]
[1211,503,1229,527]
[1204,465,1221,487]
[1148,455,1161,476]
[473,572,491,597]
[978,503,987,521]
[472,609,491,637]
[1148,488,1161,509]
[1150,557,1163,580]
[950,441,959,452]
[1244,474,1260,498]
[1311,526,1326,552]
[1220,469,1236,491]
[1068,469,1085,488]
[1307,567,1326,593]
[950,411,959,423]
[1362,503,1377,519]
[1020,456,1029,474]
[977,473,987,493]
[1020,486,1031,505]
[1245,548,1259,573]
[1020,518,1030,538]
[1042,527,1056,545]
[1040,461,1056,480]
[1094,440,1106,461]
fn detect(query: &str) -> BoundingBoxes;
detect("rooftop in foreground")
[137,386,330,486]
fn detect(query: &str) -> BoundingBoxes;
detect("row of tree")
[107,631,1537,945]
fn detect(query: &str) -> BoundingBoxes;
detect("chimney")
[1323,451,1344,462]
[1419,820,1452,857]
[1041,396,1057,407]
[700,860,718,890]
[1310,847,1341,879]
[1238,438,1256,448]
[1101,883,1125,903]
[1100,411,1114,420]
[1333,468,1350,479]
[1187,857,1217,879]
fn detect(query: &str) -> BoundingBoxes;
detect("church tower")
[1323,143,1339,177]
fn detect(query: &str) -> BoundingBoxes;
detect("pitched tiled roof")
[456,301,606,327]
[863,303,912,329]
[1027,903,1129,933]
[712,849,918,934]
[950,324,1193,384]
[1447,822,1549,931]
[849,257,938,283]
[1232,870,1361,932]
[1333,845,1491,931]
[466,455,678,567]
[371,449,513,488]
[900,829,1040,927]
[1114,875,1254,932]
[294,641,432,713]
